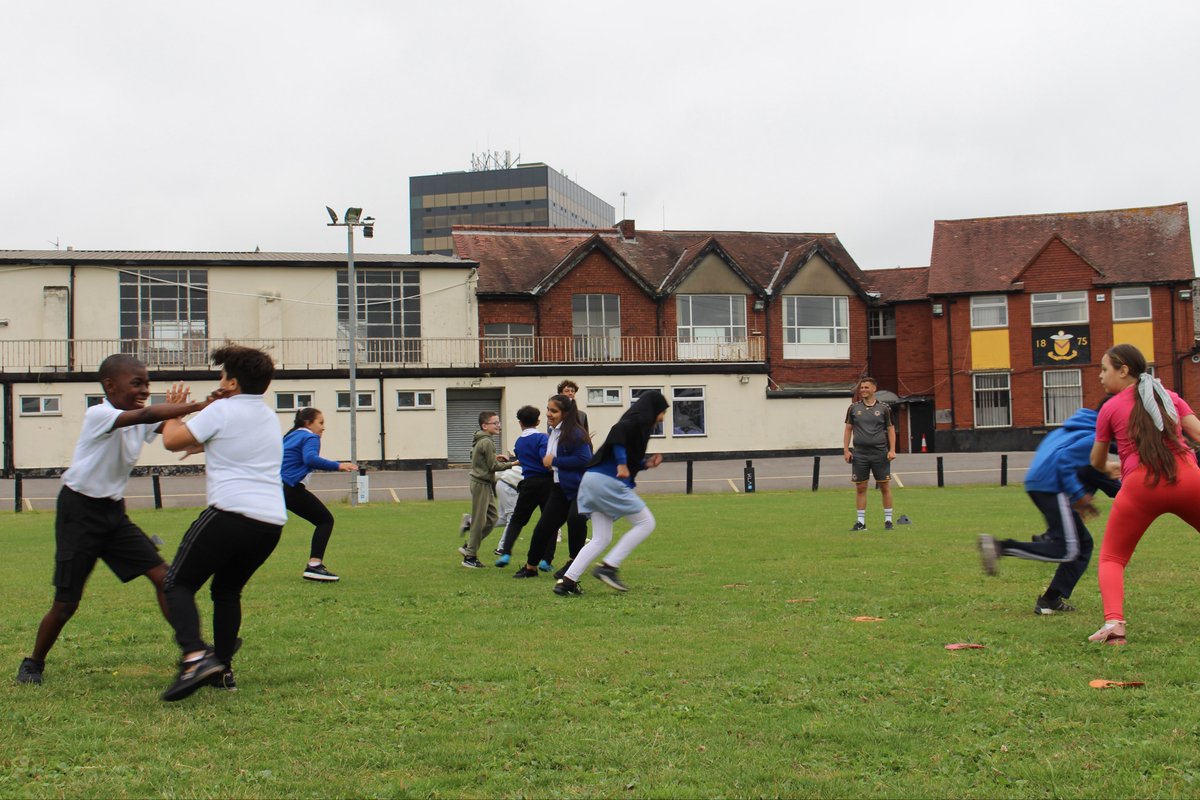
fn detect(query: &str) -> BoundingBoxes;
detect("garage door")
[446,389,503,464]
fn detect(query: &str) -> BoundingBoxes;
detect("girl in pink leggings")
[1088,344,1200,644]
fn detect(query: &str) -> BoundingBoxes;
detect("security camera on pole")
[326,206,375,506]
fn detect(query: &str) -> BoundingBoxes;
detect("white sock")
[884,508,893,522]
[857,510,866,524]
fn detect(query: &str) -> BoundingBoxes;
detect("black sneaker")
[459,513,472,535]
[553,578,583,596]
[209,667,237,691]
[850,521,867,531]
[512,565,539,578]
[593,564,628,592]
[16,657,44,685]
[1035,595,1076,615]
[162,651,224,702]
[884,520,894,531]
[461,556,485,569]
[553,559,574,580]
[302,563,340,582]
[978,534,999,576]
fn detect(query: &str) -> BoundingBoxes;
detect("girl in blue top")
[281,408,357,582]
[556,390,669,595]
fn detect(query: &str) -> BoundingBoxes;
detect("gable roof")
[452,224,869,299]
[927,203,1193,295]
[863,267,930,303]
[0,250,471,268]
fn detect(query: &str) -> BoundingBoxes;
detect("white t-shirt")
[185,394,286,525]
[62,399,158,501]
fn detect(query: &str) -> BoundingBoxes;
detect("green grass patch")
[4,486,1200,798]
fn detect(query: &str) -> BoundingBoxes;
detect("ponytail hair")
[1107,344,1186,485]
[550,394,588,447]
[287,407,322,436]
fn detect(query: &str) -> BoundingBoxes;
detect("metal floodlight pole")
[327,206,369,506]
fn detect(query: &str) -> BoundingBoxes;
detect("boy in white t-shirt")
[158,345,286,701]
[16,354,216,686]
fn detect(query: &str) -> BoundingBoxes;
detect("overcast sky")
[2,1,1197,270]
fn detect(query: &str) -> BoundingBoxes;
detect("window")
[782,296,849,359]
[483,323,534,362]
[1043,370,1082,426]
[631,387,665,437]
[119,269,208,366]
[671,386,706,436]
[572,294,620,360]
[20,395,60,416]
[275,392,314,412]
[1112,287,1151,321]
[586,387,622,406]
[1031,291,1088,325]
[338,269,421,364]
[87,394,165,408]
[677,295,747,359]
[336,391,376,411]
[869,308,896,338]
[397,390,434,409]
[972,373,1011,428]
[970,295,1008,328]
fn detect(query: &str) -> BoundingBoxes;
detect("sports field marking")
[893,473,905,488]
[389,488,400,503]
[727,479,740,493]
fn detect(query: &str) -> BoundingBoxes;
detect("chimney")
[617,219,636,241]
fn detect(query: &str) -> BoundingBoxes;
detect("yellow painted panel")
[971,329,1011,370]
[1112,321,1155,362]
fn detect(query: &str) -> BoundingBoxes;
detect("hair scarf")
[1137,372,1178,432]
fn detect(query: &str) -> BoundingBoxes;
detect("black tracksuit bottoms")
[998,490,1094,599]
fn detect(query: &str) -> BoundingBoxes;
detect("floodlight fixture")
[326,206,339,224]
[344,207,363,225]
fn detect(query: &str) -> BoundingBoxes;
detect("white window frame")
[671,386,707,437]
[972,373,1012,428]
[336,390,377,412]
[20,395,61,416]
[572,293,621,360]
[631,387,665,437]
[482,323,535,362]
[275,392,314,413]
[396,390,435,410]
[782,295,849,360]
[586,387,622,406]
[869,308,896,339]
[676,294,748,359]
[1042,369,1082,426]
[970,295,1008,329]
[1112,286,1151,322]
[1031,291,1088,325]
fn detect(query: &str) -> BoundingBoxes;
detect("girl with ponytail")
[281,408,358,582]
[1088,344,1200,644]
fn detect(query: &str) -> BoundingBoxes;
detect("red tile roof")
[927,203,1194,295]
[453,224,869,298]
[863,267,930,303]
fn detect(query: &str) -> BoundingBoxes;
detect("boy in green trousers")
[458,411,512,568]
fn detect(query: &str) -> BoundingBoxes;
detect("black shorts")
[53,485,164,603]
[851,451,891,483]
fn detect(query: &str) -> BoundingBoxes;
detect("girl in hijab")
[1087,344,1200,644]
[554,390,669,595]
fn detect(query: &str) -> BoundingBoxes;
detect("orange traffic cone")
[920,434,928,453]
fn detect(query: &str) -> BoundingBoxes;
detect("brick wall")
[537,251,659,337]
[767,294,870,386]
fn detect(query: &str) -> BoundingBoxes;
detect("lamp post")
[326,206,375,506]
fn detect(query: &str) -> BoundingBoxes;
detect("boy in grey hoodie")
[459,411,512,567]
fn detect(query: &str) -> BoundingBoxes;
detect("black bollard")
[14,474,22,513]
[152,472,163,509]
[1000,454,1008,487]
[743,459,756,493]
[937,456,945,488]
[425,463,434,501]
[812,456,821,492]
[686,460,694,495]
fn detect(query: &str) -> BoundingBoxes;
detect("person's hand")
[204,387,232,405]
[177,443,204,460]
[644,453,663,469]
[1072,493,1098,519]
[542,453,554,468]
[164,382,191,404]
[886,450,896,461]
[496,454,509,462]
[1105,461,1121,480]
[844,449,852,464]
[616,464,631,479]
[338,462,359,472]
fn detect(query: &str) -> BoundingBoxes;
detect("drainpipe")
[945,299,956,431]
[1171,285,1182,389]
[2,381,12,478]
[68,266,76,371]
[378,373,387,467]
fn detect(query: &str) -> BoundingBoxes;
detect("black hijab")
[587,390,670,481]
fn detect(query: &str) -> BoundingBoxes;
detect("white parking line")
[893,473,905,488]
[389,488,400,503]
[727,479,740,493]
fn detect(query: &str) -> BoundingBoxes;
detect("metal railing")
[0,335,766,373]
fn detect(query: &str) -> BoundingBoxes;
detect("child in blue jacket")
[281,408,358,582]
[978,400,1119,615]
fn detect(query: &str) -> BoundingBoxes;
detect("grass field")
[4,485,1200,798]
